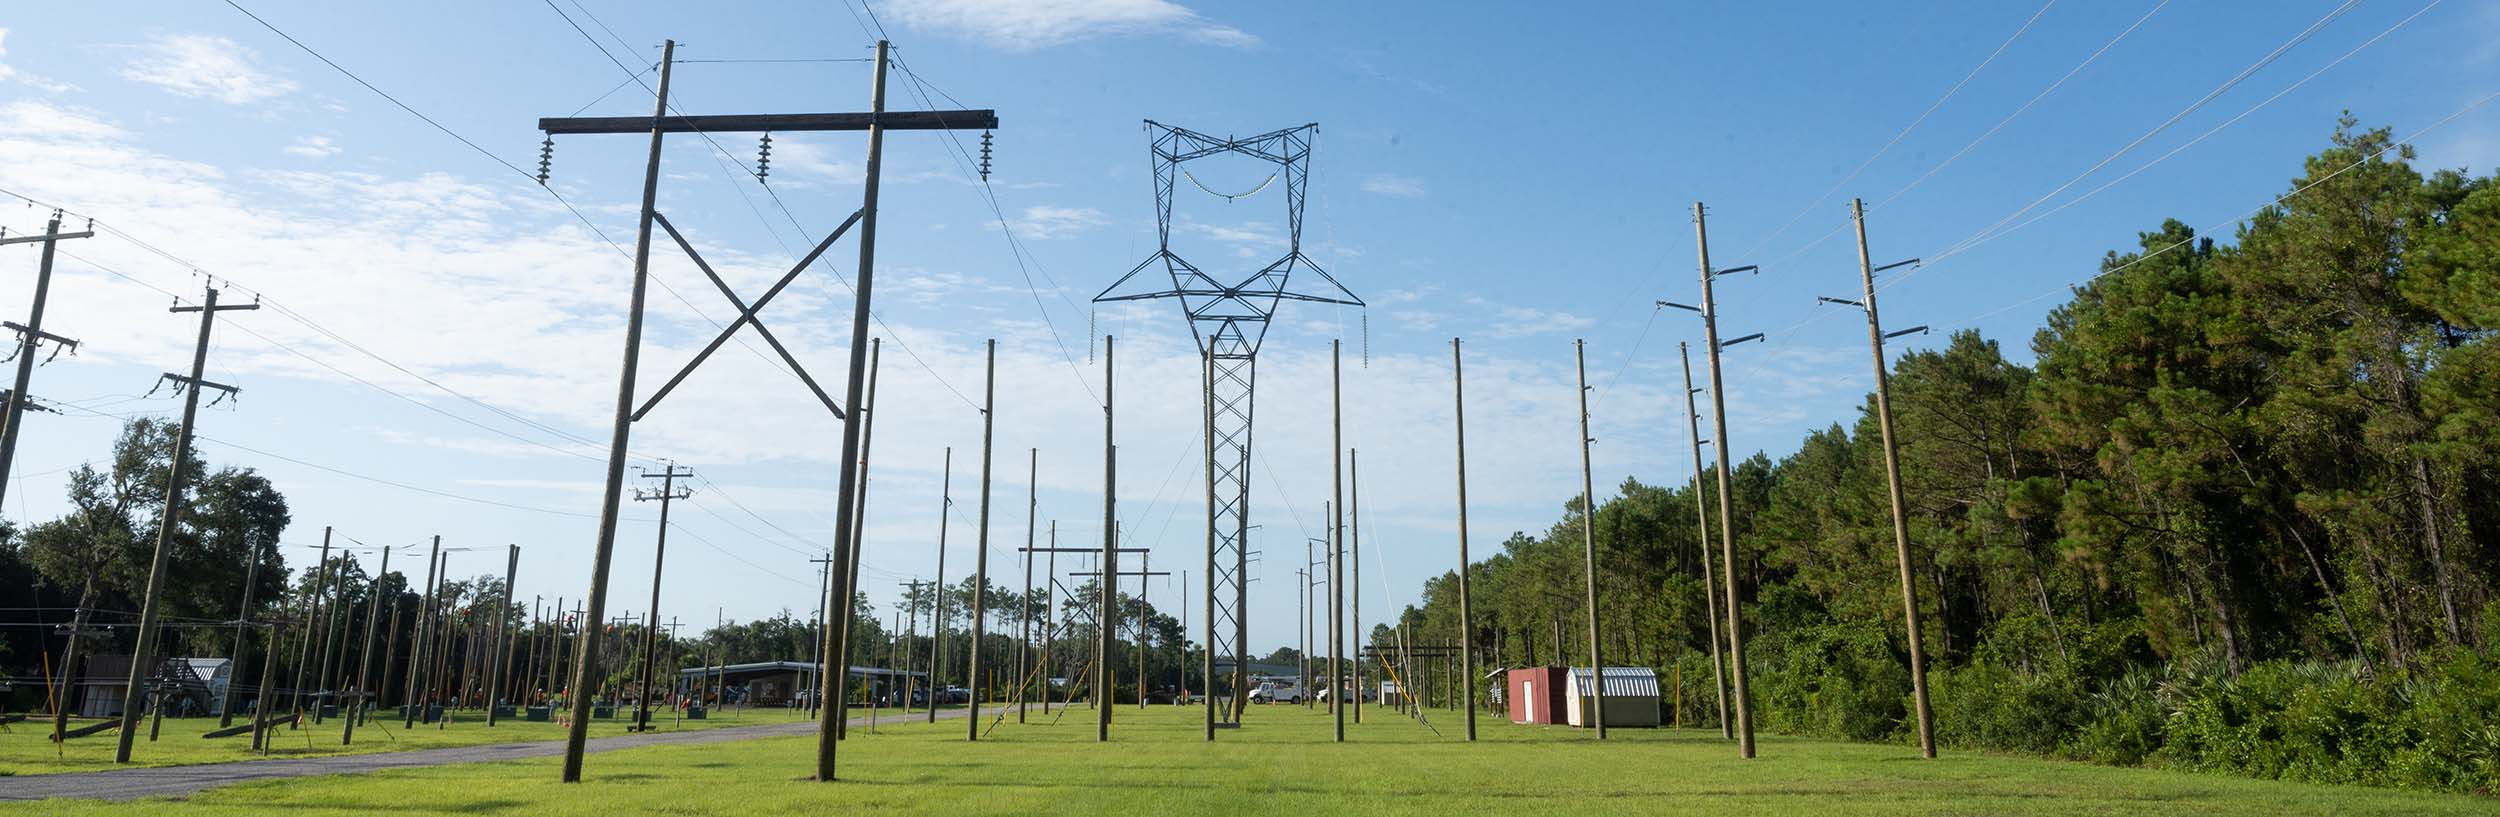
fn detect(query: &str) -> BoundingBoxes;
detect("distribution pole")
[316,548,353,723]
[1306,532,1325,711]
[405,536,441,729]
[1837,198,1937,758]
[901,578,925,716]
[1045,526,1057,715]
[1096,334,1116,742]
[1199,349,1217,739]
[633,463,694,733]
[1452,337,1478,741]
[1018,447,1037,723]
[251,619,281,754]
[1330,340,1345,743]
[1693,201,1757,757]
[1350,448,1362,726]
[1680,343,1733,738]
[0,211,91,509]
[1137,552,1149,709]
[114,283,256,763]
[806,555,833,720]
[218,534,266,729]
[487,544,519,726]
[563,39,674,782]
[837,338,882,739]
[930,447,952,725]
[969,339,997,740]
[345,545,389,744]
[1573,340,1608,739]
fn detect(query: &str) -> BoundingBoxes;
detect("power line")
[1733,0,2061,264]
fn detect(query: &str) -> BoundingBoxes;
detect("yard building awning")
[1568,667,1661,697]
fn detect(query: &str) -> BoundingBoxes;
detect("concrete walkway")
[1,707,984,803]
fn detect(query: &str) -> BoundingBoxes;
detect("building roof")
[1568,667,1661,697]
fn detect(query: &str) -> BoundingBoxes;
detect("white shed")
[1564,667,1662,728]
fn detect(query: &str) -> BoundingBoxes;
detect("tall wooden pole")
[1851,198,1937,758]
[968,339,997,740]
[1329,340,1345,743]
[1095,335,1116,742]
[405,536,441,728]
[814,38,893,782]
[1452,338,1479,741]
[1350,447,1363,726]
[838,338,882,738]
[1019,447,1037,723]
[1694,201,1756,757]
[218,535,265,729]
[1681,343,1733,738]
[344,546,388,744]
[1574,340,1607,738]
[929,447,952,725]
[1200,349,1217,738]
[565,38,674,783]
[487,544,518,726]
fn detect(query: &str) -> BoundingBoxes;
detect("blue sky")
[2,0,2495,654]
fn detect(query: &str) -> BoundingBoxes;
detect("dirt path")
[0,707,986,803]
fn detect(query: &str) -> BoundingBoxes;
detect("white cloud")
[285,135,339,159]
[120,34,297,104]
[0,100,123,140]
[1360,174,1425,198]
[1012,205,1108,239]
[1488,306,1596,338]
[0,29,77,94]
[886,0,1259,51]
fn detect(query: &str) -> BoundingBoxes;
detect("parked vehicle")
[935,686,970,705]
[1248,681,1304,704]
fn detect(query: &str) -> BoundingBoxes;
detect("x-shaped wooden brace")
[631,208,865,422]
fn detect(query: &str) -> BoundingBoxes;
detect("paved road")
[1,708,985,803]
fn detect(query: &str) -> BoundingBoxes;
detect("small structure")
[1376,680,1402,705]
[75,655,221,717]
[1565,666,1662,728]
[1506,666,1567,725]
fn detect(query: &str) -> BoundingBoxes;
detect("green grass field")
[0,704,799,775]
[10,702,2492,815]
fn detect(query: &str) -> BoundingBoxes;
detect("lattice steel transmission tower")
[1095,121,1360,732]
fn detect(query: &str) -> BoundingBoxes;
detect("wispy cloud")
[1012,205,1109,239]
[1360,174,1426,198]
[121,33,296,104]
[886,0,1259,51]
[1488,306,1596,338]
[0,28,76,93]
[285,135,339,159]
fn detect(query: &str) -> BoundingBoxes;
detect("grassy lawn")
[1,703,804,775]
[8,703,2492,815]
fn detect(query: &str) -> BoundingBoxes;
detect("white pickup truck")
[1247,681,1305,704]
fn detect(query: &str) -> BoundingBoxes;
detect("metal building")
[1565,666,1662,728]
[1506,666,1568,725]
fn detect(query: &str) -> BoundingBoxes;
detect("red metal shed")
[1507,667,1567,725]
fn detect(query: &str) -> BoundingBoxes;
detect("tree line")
[1388,120,2498,793]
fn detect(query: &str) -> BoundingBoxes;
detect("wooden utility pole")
[1329,340,1345,743]
[114,283,255,763]
[291,530,332,722]
[486,544,519,726]
[1045,526,1057,715]
[1573,340,1608,739]
[404,536,442,729]
[930,447,953,726]
[633,463,693,733]
[1692,201,1758,757]
[251,620,281,754]
[1828,198,1936,757]
[1451,338,1478,741]
[968,339,997,740]
[901,578,927,716]
[1137,552,1150,709]
[316,549,354,723]
[344,546,389,744]
[1199,349,1218,738]
[1018,447,1037,723]
[805,556,833,720]
[1096,335,1116,742]
[1680,343,1733,738]
[218,534,267,729]
[0,211,91,510]
[1306,532,1325,711]
[1351,448,1363,727]
[836,338,882,739]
